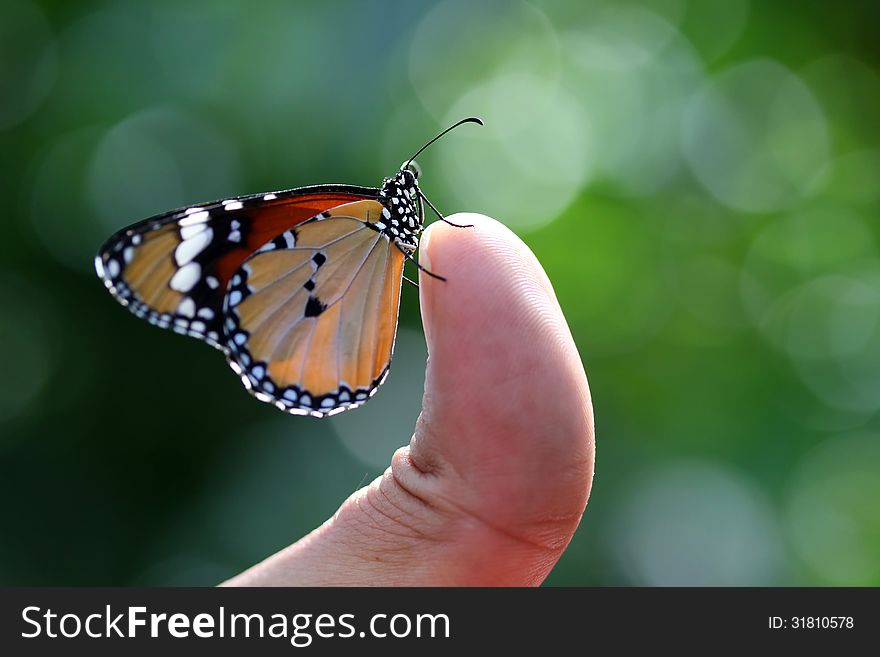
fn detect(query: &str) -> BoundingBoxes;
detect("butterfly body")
[95,118,480,418]
[375,168,424,250]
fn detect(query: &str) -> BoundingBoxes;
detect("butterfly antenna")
[403,117,483,170]
[396,243,447,281]
[419,190,474,229]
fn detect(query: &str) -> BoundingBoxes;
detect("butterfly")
[95,118,482,418]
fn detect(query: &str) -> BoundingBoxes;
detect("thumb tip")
[418,212,515,283]
[417,210,576,402]
[417,213,503,347]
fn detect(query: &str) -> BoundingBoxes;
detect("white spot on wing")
[180,222,206,240]
[179,211,209,226]
[169,262,201,292]
[177,297,196,317]
[175,227,213,265]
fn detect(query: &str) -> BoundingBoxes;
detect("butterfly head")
[402,159,421,181]
[381,161,421,201]
[375,119,482,247]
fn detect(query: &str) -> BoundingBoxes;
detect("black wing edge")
[95,183,381,257]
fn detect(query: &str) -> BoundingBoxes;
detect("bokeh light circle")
[435,83,593,231]
[682,59,830,213]
[742,206,880,413]
[786,432,880,585]
[28,106,242,272]
[564,4,681,71]
[28,127,106,272]
[564,5,704,196]
[741,204,876,326]
[409,0,562,132]
[610,460,783,585]
[782,268,880,414]
[409,0,589,230]
[88,105,243,234]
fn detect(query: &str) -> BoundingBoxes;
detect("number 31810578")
[769,616,854,629]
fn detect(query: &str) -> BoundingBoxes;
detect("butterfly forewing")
[223,200,406,417]
[95,186,377,348]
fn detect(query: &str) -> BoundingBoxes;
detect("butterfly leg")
[403,274,419,289]
[419,191,474,229]
[396,243,447,282]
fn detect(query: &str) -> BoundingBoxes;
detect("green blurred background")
[2,0,879,586]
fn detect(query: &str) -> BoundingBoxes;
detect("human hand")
[222,213,594,586]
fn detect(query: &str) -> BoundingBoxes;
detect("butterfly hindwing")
[222,200,406,417]
[95,186,378,348]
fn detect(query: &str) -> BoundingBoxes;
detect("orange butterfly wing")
[95,186,378,348]
[223,200,406,417]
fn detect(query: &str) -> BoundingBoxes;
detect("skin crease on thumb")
[393,213,595,570]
